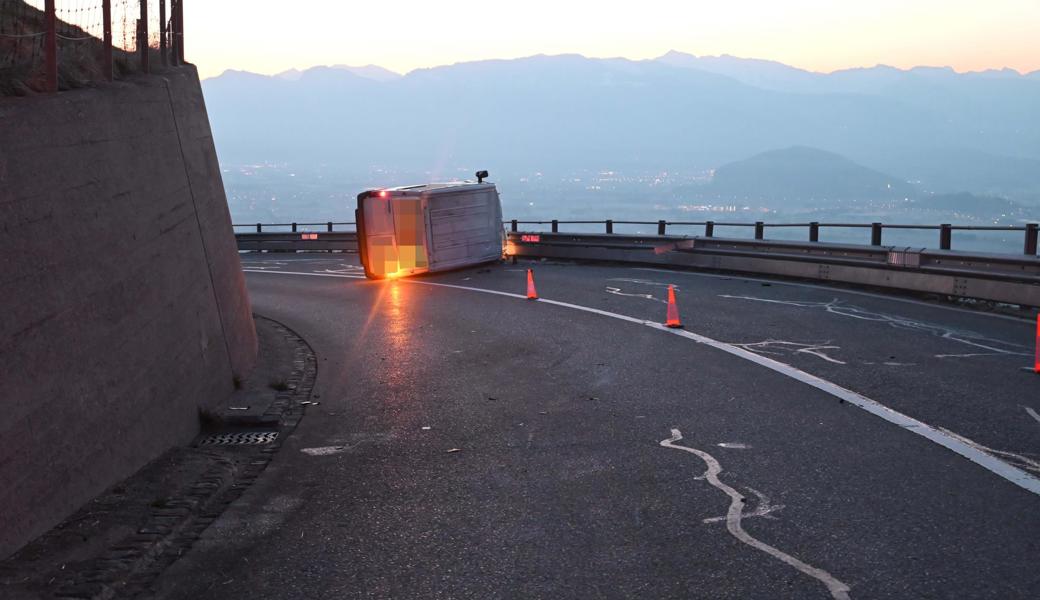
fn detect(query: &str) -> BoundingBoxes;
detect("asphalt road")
[151,254,1040,599]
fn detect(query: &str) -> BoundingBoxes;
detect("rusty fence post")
[139,0,149,72]
[44,0,57,92]
[159,0,167,66]
[101,0,113,80]
[174,0,184,64]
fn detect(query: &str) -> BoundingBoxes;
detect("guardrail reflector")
[301,233,318,240]
[521,234,540,243]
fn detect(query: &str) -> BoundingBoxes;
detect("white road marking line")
[717,443,751,449]
[662,429,851,600]
[245,269,1040,496]
[1024,406,1040,427]
[634,267,1032,324]
[243,269,366,279]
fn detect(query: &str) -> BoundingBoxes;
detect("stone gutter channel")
[0,316,317,600]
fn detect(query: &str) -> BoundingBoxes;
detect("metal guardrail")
[235,231,357,252]
[232,219,1039,305]
[506,219,1040,256]
[507,231,1040,307]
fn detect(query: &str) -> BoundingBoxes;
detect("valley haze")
[203,52,1040,252]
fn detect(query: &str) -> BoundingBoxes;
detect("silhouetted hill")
[202,54,1040,200]
[708,147,917,202]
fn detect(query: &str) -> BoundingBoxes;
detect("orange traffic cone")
[665,284,683,328]
[526,269,538,300]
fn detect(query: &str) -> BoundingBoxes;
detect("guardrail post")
[754,222,764,240]
[511,219,517,232]
[44,0,57,93]
[256,223,261,233]
[809,222,819,242]
[705,221,714,237]
[606,219,613,234]
[327,221,333,232]
[291,222,297,233]
[939,224,952,250]
[551,220,558,233]
[658,220,666,235]
[1025,223,1038,256]
[871,222,882,246]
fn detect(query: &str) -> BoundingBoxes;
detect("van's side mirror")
[476,170,488,183]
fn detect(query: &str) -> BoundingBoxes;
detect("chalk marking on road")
[1024,406,1040,427]
[662,429,851,599]
[720,295,1028,357]
[246,269,1040,496]
[733,340,846,365]
[300,445,354,456]
[703,485,783,523]
[934,427,1040,474]
[605,286,661,302]
[608,278,680,290]
[634,267,1032,324]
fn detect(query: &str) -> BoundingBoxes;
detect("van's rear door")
[356,192,430,279]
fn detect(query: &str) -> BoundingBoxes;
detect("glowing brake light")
[378,190,388,198]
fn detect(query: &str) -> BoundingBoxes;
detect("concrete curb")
[0,317,317,600]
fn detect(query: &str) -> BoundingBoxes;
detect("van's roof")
[384,181,494,194]
[357,181,495,201]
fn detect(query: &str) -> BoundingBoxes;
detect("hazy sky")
[186,0,1040,79]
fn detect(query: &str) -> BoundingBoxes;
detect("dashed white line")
[662,428,851,599]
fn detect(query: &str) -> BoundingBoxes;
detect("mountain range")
[202,52,1040,204]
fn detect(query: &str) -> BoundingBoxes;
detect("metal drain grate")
[198,431,279,446]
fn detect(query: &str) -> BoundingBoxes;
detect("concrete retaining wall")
[0,66,257,558]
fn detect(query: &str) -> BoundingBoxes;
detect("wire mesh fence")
[0,0,180,95]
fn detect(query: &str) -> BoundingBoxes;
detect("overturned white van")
[355,172,506,279]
